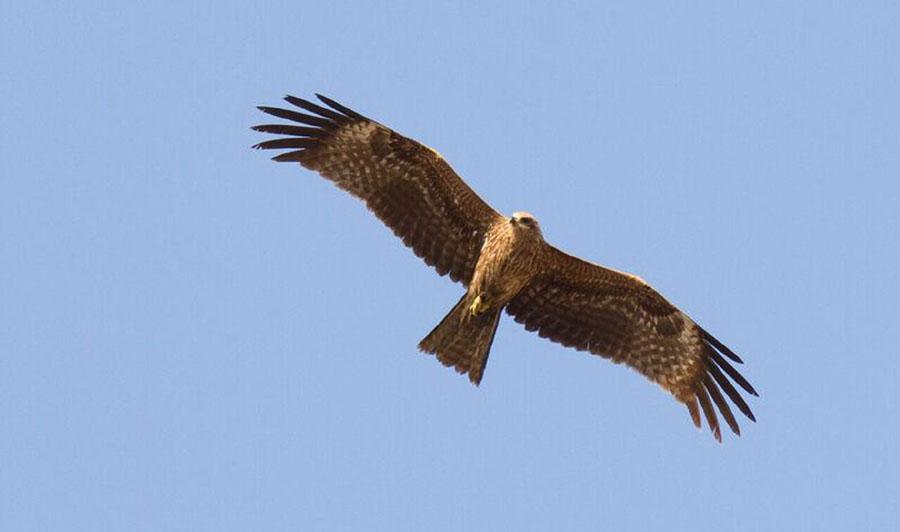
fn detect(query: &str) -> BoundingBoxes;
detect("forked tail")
[418,294,502,386]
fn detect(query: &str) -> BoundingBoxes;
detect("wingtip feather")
[705,359,757,423]
[696,387,722,442]
[699,326,744,364]
[704,375,741,436]
[708,348,758,397]
[686,398,702,429]
[271,150,306,162]
[315,93,366,120]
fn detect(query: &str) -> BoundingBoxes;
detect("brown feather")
[506,244,757,441]
[704,375,740,436]
[686,397,702,429]
[252,138,318,150]
[253,94,503,285]
[252,124,324,137]
[418,295,501,386]
[696,385,722,442]
[271,151,306,163]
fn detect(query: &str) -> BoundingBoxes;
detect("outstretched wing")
[506,245,757,441]
[252,94,503,285]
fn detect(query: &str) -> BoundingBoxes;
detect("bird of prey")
[252,94,757,441]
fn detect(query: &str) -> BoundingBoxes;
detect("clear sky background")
[2,2,898,531]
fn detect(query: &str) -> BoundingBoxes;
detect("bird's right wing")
[253,94,504,286]
[506,244,757,441]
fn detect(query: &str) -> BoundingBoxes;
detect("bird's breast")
[470,227,541,305]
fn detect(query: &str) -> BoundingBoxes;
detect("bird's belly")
[472,257,531,309]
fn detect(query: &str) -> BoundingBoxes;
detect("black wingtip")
[699,326,744,364]
[687,398,702,429]
[283,95,347,121]
[315,93,366,120]
[704,375,741,436]
[271,150,306,162]
[742,378,759,397]
[696,386,722,442]
[707,347,758,398]
[705,358,757,423]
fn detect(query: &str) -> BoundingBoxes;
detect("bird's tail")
[418,294,502,386]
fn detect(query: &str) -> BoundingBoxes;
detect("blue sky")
[2,2,898,530]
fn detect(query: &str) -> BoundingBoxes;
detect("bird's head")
[510,211,543,237]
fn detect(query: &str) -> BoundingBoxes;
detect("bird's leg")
[469,294,486,317]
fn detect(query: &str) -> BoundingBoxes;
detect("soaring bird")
[252,94,757,441]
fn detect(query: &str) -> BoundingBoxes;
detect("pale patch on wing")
[426,145,444,159]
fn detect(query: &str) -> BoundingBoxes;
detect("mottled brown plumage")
[252,94,758,441]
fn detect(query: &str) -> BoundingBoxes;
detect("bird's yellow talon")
[469,295,484,316]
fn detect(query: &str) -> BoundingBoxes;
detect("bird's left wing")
[253,94,504,285]
[506,244,757,441]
